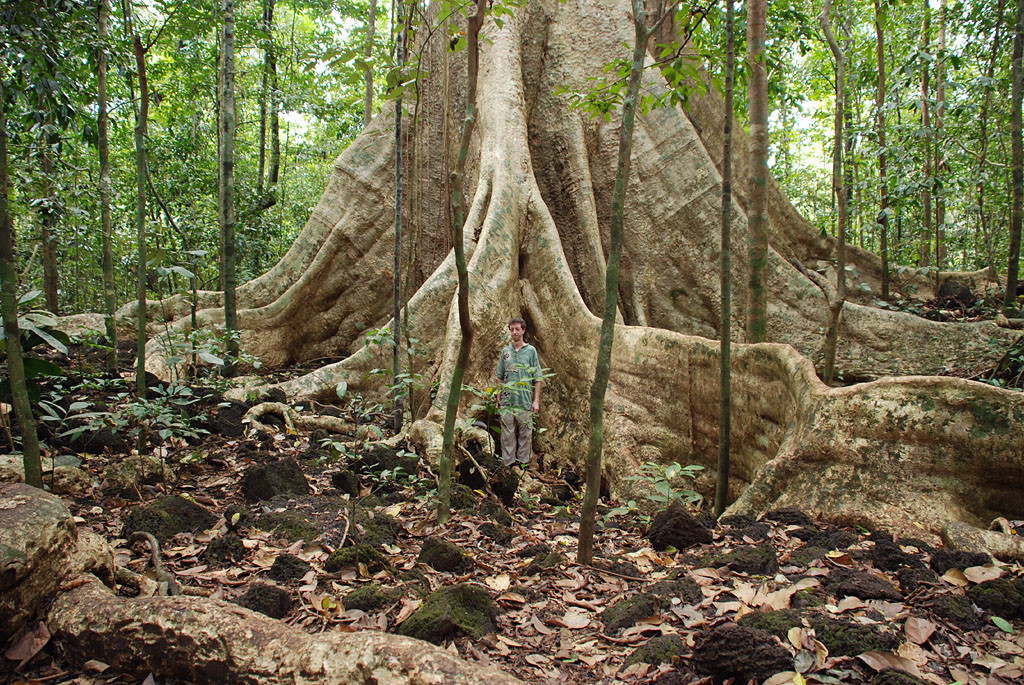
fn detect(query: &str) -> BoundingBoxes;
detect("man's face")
[509,323,525,342]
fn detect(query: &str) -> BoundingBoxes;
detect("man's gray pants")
[500,408,533,466]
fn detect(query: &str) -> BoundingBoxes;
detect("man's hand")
[531,399,540,413]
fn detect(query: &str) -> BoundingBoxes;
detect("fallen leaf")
[825,551,854,567]
[394,598,421,624]
[948,667,971,683]
[485,573,511,592]
[83,659,110,673]
[764,672,802,685]
[531,614,554,635]
[525,653,551,667]
[560,609,591,629]
[496,591,527,603]
[941,568,969,588]
[858,651,923,678]
[974,653,1007,670]
[964,566,1003,584]
[897,641,927,665]
[4,621,50,669]
[836,596,868,613]
[904,616,937,644]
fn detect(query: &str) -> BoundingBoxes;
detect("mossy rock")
[808,615,898,657]
[397,583,495,643]
[121,495,217,543]
[898,567,939,594]
[789,546,828,567]
[450,484,478,510]
[237,582,291,619]
[926,594,985,631]
[967,578,1024,619]
[224,505,254,530]
[737,610,801,639]
[418,537,472,573]
[240,457,310,502]
[330,469,360,495]
[203,534,247,564]
[399,568,432,597]
[692,623,793,683]
[648,577,702,605]
[701,544,778,575]
[351,444,418,479]
[872,671,928,685]
[811,528,859,550]
[325,544,386,572]
[871,541,926,572]
[930,549,992,575]
[343,583,399,612]
[352,506,402,546]
[477,499,514,527]
[826,569,902,601]
[792,588,827,608]
[523,551,565,576]
[627,634,687,666]
[257,510,322,543]
[646,500,713,551]
[269,553,312,582]
[205,400,247,438]
[763,507,814,527]
[479,522,512,544]
[600,592,663,634]
[517,542,550,558]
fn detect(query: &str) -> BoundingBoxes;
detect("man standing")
[496,317,541,468]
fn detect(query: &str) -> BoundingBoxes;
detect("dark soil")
[930,549,992,575]
[692,623,793,683]
[121,495,217,542]
[268,554,312,582]
[240,457,310,501]
[762,507,814,527]
[646,500,713,551]
[418,537,472,573]
[237,582,291,619]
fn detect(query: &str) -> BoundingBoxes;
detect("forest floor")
[3,334,1024,685]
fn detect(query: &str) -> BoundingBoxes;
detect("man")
[495,317,541,468]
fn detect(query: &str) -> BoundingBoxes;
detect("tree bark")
[364,0,378,128]
[821,0,847,385]
[977,0,1005,277]
[97,0,117,372]
[0,84,42,489]
[257,0,274,192]
[874,0,890,301]
[128,22,149,399]
[744,0,768,343]
[220,0,239,374]
[391,0,407,435]
[1007,0,1024,313]
[715,0,735,518]
[934,0,947,287]
[920,0,932,267]
[38,110,59,315]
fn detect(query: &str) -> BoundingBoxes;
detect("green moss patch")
[600,593,663,634]
[397,583,495,643]
[701,543,779,575]
[237,582,291,619]
[808,615,898,657]
[257,510,322,543]
[203,534,247,564]
[968,578,1024,619]
[789,546,828,567]
[325,543,386,572]
[926,594,985,631]
[269,553,311,582]
[240,457,310,502]
[627,634,687,666]
[737,610,801,639]
[418,537,472,573]
[343,583,399,612]
[479,522,512,544]
[523,551,565,576]
[121,495,217,543]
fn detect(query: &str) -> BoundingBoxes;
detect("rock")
[967,578,1024,619]
[763,507,814,527]
[418,537,472,573]
[737,610,801,639]
[269,554,312,582]
[237,582,291,619]
[701,543,779,575]
[692,623,792,683]
[646,500,713,551]
[257,510,322,543]
[343,584,399,612]
[330,469,360,495]
[0,483,77,642]
[925,594,985,631]
[0,455,95,495]
[627,634,687,666]
[479,522,512,544]
[897,567,939,594]
[523,551,565,575]
[240,457,309,501]
[871,540,926,571]
[121,495,217,543]
[930,549,991,575]
[826,569,902,601]
[103,454,173,496]
[205,400,248,437]
[397,583,495,643]
[937,279,976,308]
[807,615,899,656]
[70,529,116,586]
[600,593,663,634]
[203,534,247,564]
[325,544,386,572]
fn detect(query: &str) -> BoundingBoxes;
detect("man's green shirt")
[496,343,541,410]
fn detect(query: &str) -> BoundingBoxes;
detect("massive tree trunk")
[135,0,1021,538]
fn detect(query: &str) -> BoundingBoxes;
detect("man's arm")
[531,349,541,413]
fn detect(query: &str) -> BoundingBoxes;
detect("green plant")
[0,290,70,404]
[161,325,262,385]
[624,461,704,506]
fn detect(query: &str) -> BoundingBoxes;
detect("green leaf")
[23,357,63,378]
[992,616,1014,634]
[197,350,224,366]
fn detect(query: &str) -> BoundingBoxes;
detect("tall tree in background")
[37,106,60,315]
[821,0,847,385]
[257,0,275,194]
[437,0,486,525]
[745,0,768,344]
[98,0,117,372]
[920,0,932,267]
[934,0,947,287]
[715,0,736,517]
[364,0,378,127]
[874,0,890,300]
[978,0,1006,275]
[1006,0,1024,314]
[221,0,239,374]
[391,0,407,435]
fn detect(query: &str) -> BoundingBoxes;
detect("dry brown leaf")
[531,614,554,635]
[559,609,591,629]
[858,651,923,678]
[974,653,1007,671]
[83,659,110,673]
[394,597,420,624]
[897,642,927,665]
[763,672,801,685]
[4,622,50,669]
[732,582,757,604]
[496,591,527,603]
[485,573,511,592]
[836,596,868,613]
[904,616,937,645]
[825,551,854,567]
[963,566,1002,584]
[525,654,551,667]
[941,568,969,587]
[948,667,972,683]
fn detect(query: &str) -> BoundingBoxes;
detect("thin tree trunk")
[744,0,768,344]
[221,0,238,374]
[98,0,117,372]
[437,0,486,525]
[920,0,932,267]
[715,0,735,517]
[364,0,378,127]
[38,110,59,315]
[821,0,847,385]
[128,18,149,399]
[392,0,405,434]
[0,82,42,488]
[980,0,1006,276]
[257,0,274,193]
[1006,0,1024,313]
[874,0,890,300]
[268,47,280,187]
[934,0,947,288]
[578,0,650,564]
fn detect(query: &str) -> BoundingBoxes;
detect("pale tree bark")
[1007,0,1024,314]
[98,0,117,372]
[821,0,847,386]
[128,0,1020,540]
[0,85,42,489]
[437,0,485,525]
[220,0,239,373]
[744,0,767,343]
[874,0,890,301]
[714,0,735,518]
[364,0,378,128]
